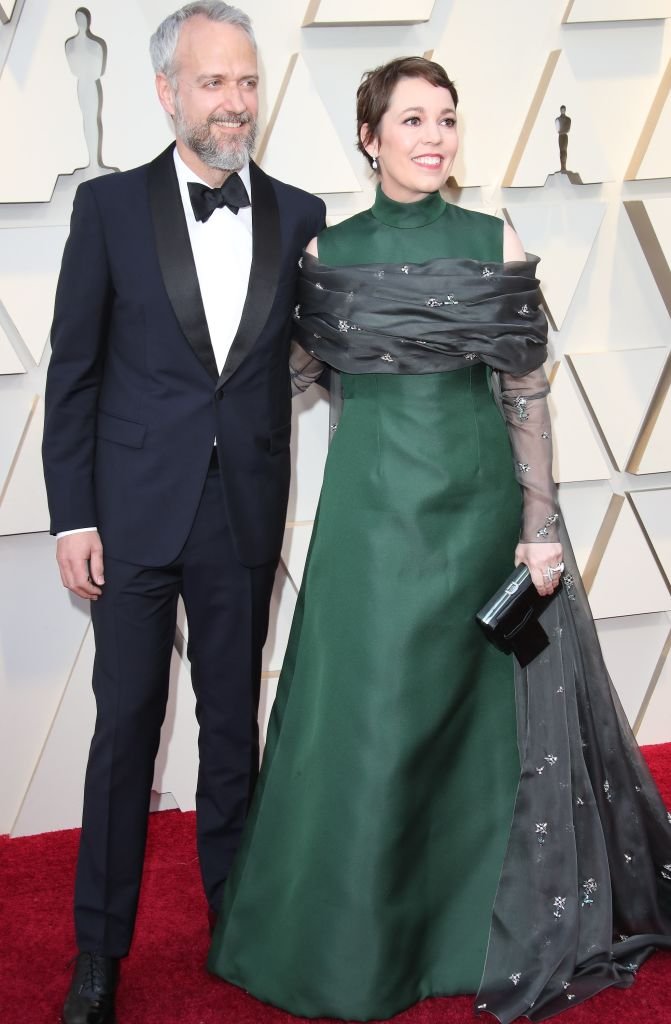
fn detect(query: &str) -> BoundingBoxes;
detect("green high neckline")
[370,185,446,228]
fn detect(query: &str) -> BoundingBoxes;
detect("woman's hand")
[515,542,564,597]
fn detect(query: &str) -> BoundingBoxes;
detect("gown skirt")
[209,364,529,1019]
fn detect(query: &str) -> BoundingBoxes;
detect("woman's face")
[363,76,458,203]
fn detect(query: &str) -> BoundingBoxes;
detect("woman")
[209,58,671,1022]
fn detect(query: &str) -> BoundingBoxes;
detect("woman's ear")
[360,123,377,162]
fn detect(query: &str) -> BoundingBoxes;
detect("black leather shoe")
[62,952,119,1024]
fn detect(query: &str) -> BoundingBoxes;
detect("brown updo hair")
[356,56,458,169]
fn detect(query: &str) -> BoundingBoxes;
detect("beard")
[174,99,258,172]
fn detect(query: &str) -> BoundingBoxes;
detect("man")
[42,4,325,1022]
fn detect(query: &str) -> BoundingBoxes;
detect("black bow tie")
[187,174,251,223]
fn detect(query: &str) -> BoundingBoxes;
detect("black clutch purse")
[475,564,556,667]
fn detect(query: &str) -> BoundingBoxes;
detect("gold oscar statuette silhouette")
[553,104,582,184]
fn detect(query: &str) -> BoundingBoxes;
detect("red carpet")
[2,743,670,1024]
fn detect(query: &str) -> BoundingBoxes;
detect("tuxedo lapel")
[148,145,219,382]
[219,161,281,386]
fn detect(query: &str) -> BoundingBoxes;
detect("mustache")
[208,112,254,127]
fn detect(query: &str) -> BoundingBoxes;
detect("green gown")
[209,189,525,1019]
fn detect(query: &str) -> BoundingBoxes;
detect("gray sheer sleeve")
[498,365,560,544]
[289,340,325,397]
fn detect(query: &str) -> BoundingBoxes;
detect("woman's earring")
[372,156,378,170]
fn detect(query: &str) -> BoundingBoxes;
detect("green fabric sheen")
[209,189,522,1021]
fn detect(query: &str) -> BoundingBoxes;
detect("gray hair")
[149,2,256,80]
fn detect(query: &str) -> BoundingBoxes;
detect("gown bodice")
[318,185,504,266]
[298,186,558,547]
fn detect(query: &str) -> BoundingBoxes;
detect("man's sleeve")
[314,196,327,236]
[42,182,111,535]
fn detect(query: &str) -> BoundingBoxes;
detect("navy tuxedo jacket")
[43,145,325,567]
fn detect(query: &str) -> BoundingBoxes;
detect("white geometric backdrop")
[1,0,670,838]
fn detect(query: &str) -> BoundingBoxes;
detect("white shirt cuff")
[56,527,98,538]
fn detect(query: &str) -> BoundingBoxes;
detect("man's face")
[158,15,259,172]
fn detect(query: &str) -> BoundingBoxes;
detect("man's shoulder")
[261,167,325,216]
[81,147,173,201]
[77,163,149,207]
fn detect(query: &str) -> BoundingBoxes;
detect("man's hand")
[56,531,105,600]
[515,542,564,598]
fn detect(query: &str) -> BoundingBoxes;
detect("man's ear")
[155,73,176,118]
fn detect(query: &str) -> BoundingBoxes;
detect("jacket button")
[215,390,224,400]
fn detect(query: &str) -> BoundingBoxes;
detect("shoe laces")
[80,952,111,999]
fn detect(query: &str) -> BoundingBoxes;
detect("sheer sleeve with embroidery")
[289,341,325,396]
[498,365,560,545]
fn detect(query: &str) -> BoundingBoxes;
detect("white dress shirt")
[58,149,254,539]
[173,148,253,373]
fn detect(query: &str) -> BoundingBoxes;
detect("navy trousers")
[75,460,277,957]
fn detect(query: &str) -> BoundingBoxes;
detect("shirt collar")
[173,146,252,206]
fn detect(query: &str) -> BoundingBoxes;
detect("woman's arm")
[290,341,326,395]
[501,224,563,596]
[290,236,325,395]
[503,221,526,262]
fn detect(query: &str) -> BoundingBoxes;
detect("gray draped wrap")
[294,251,547,376]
